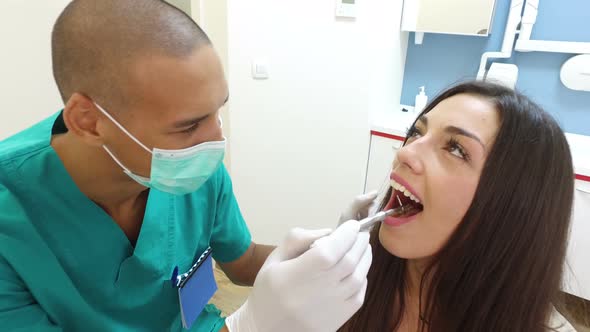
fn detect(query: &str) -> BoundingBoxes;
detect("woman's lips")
[383,214,419,227]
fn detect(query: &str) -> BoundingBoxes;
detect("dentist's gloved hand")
[338,191,379,225]
[225,220,372,332]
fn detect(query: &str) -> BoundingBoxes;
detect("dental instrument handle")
[358,208,398,231]
[310,206,407,249]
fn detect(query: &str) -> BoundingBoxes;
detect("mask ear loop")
[94,102,153,154]
[102,145,151,183]
[102,145,134,173]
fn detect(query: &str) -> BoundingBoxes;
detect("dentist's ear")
[61,93,104,147]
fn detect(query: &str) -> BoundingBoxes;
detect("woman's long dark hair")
[340,81,575,331]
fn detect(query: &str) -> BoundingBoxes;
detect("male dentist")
[0,1,375,331]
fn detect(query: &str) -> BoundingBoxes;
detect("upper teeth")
[390,179,421,204]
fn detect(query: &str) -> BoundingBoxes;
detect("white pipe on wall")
[476,0,525,80]
[517,0,537,42]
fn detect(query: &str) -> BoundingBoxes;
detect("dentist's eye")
[180,123,199,134]
[446,138,470,161]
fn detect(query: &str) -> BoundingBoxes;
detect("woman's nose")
[395,141,424,174]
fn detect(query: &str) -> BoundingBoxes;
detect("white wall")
[227,0,407,244]
[0,1,70,140]
[166,0,192,16]
[365,1,409,125]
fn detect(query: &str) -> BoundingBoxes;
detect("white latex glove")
[338,191,379,225]
[225,220,372,332]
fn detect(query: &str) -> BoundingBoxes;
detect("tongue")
[393,190,423,217]
[397,205,422,217]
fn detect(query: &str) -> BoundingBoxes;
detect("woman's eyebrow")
[418,115,485,149]
[417,116,427,126]
[445,126,485,149]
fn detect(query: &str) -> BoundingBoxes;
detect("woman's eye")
[406,127,423,139]
[447,138,469,161]
[449,146,464,158]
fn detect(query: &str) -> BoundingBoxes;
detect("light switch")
[335,0,356,18]
[251,59,269,80]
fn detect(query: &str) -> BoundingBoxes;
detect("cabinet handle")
[576,187,590,194]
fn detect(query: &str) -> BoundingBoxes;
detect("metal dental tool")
[311,196,409,249]
[358,195,407,231]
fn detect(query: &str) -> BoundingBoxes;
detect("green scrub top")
[0,112,252,331]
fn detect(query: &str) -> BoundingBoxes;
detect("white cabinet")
[564,178,590,300]
[401,0,497,36]
[364,133,403,194]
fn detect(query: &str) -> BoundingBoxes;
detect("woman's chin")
[377,219,434,259]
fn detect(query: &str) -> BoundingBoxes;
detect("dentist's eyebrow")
[173,95,229,129]
[417,115,485,149]
[173,114,209,128]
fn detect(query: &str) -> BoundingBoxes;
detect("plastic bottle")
[414,86,428,114]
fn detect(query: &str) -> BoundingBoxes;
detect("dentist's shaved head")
[52,0,211,109]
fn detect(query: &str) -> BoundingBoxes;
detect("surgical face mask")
[94,103,226,195]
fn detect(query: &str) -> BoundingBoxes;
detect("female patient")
[340,81,575,331]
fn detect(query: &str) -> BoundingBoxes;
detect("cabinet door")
[563,179,590,300]
[364,135,403,195]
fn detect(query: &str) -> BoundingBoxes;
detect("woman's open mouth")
[383,174,424,226]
